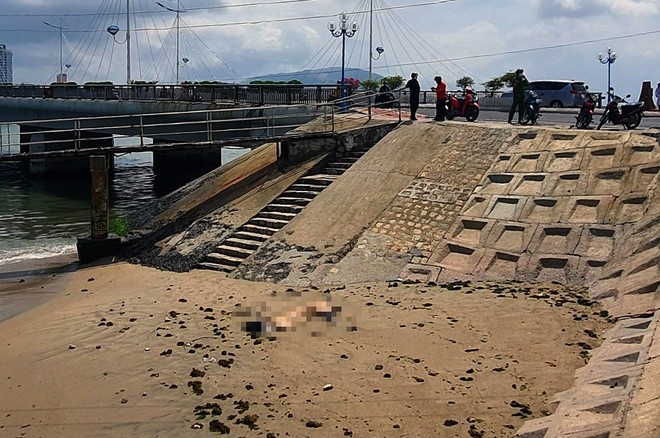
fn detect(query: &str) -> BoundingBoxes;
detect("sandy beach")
[0,261,611,437]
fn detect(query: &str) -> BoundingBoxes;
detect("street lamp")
[156,1,185,84]
[598,47,617,103]
[328,12,358,110]
[43,19,67,82]
[106,0,132,84]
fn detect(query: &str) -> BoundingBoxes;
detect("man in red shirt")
[432,75,447,121]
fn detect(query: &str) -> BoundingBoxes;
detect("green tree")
[456,76,475,91]
[361,79,380,91]
[501,71,517,88]
[381,75,404,90]
[482,77,505,96]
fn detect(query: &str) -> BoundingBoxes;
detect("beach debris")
[443,419,458,427]
[323,384,333,391]
[235,414,259,430]
[187,381,204,395]
[68,344,76,350]
[190,423,203,429]
[209,420,230,433]
[190,368,205,378]
[305,420,323,428]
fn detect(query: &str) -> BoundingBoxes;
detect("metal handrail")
[0,98,386,160]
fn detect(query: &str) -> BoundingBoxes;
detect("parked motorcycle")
[520,90,541,125]
[597,89,644,130]
[445,87,479,121]
[575,93,597,129]
[375,84,400,108]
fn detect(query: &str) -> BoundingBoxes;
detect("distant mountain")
[246,67,383,85]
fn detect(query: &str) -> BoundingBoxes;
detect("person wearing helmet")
[508,68,529,124]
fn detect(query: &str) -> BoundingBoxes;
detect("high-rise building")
[0,44,14,84]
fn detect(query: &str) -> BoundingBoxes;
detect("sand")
[0,261,611,437]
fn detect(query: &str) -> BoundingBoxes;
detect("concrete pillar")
[638,81,655,111]
[90,155,109,239]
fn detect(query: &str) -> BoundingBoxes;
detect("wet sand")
[0,261,611,437]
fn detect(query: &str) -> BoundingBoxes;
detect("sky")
[0,0,658,96]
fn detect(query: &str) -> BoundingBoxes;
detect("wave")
[0,238,78,265]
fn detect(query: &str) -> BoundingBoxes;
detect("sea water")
[0,123,250,266]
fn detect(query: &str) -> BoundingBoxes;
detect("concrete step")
[327,161,353,169]
[249,217,289,229]
[233,231,270,242]
[346,150,368,158]
[223,237,262,251]
[197,262,235,273]
[281,189,319,199]
[205,253,245,267]
[258,211,298,221]
[214,245,253,259]
[288,183,326,192]
[298,175,336,184]
[275,196,312,206]
[263,203,304,214]
[324,168,346,176]
[240,224,280,236]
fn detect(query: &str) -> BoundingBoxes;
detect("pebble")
[323,384,333,391]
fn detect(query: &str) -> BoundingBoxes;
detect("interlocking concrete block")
[484,220,537,253]
[519,197,565,223]
[527,224,583,255]
[630,164,659,193]
[474,248,529,280]
[511,151,549,173]
[587,167,629,196]
[585,144,623,170]
[446,217,495,247]
[543,149,586,173]
[562,196,614,224]
[523,253,581,284]
[573,226,618,259]
[604,192,650,224]
[544,171,589,196]
[426,241,486,274]
[621,142,659,167]
[476,173,517,195]
[486,195,528,220]
[511,173,548,196]
[462,194,491,218]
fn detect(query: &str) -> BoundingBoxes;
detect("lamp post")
[598,47,617,103]
[106,0,131,84]
[156,1,185,84]
[43,19,67,82]
[328,12,358,111]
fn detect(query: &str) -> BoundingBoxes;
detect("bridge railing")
[0,83,341,106]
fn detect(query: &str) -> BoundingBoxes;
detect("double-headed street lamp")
[598,47,617,103]
[328,12,358,110]
[43,19,67,82]
[107,0,132,84]
[156,1,185,84]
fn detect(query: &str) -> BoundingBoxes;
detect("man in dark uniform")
[508,68,529,124]
[403,72,421,120]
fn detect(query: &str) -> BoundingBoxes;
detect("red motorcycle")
[445,87,479,121]
[575,92,597,129]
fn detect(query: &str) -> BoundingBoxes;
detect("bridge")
[0,88,400,176]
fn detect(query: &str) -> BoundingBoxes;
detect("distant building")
[0,44,13,84]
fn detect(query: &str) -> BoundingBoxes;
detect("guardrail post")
[207,112,213,143]
[74,120,81,151]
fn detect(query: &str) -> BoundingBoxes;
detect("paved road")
[417,106,660,131]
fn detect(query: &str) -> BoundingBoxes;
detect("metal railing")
[0,92,400,161]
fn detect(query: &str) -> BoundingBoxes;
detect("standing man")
[655,82,660,113]
[508,68,529,124]
[403,72,421,120]
[432,75,447,121]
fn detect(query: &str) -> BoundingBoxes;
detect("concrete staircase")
[198,149,370,273]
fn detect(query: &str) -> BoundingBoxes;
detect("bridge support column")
[152,143,222,191]
[19,125,114,177]
[76,155,121,264]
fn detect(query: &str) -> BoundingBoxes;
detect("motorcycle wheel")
[445,110,455,121]
[596,115,607,130]
[622,113,641,129]
[520,108,533,125]
[465,106,479,122]
[575,113,591,129]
